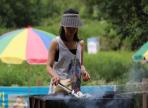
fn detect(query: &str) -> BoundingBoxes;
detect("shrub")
[0,51,133,86]
[83,51,133,84]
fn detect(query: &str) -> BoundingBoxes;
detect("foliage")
[100,36,121,51]
[0,62,49,86]
[128,63,148,82]
[0,0,147,50]
[0,0,147,86]
[82,0,148,49]
[0,27,13,35]
[0,51,133,86]
[79,19,116,39]
[46,0,85,16]
[0,0,46,27]
[83,51,133,85]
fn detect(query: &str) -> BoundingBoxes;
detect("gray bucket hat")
[61,14,83,28]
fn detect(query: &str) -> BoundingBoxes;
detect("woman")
[47,9,90,94]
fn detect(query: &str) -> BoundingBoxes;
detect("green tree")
[0,0,45,27]
[83,0,148,50]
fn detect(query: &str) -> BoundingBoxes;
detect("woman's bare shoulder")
[50,38,58,49]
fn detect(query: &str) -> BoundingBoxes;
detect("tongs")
[58,83,88,98]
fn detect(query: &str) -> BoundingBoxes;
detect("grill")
[29,93,134,108]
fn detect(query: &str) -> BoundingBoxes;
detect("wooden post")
[142,79,147,108]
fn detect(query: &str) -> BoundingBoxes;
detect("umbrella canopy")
[132,42,148,62]
[0,27,55,64]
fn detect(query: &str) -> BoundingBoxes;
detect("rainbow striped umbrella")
[132,42,148,62]
[0,27,55,64]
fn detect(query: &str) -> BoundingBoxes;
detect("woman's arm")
[80,40,90,81]
[46,39,60,85]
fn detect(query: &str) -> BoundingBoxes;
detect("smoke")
[43,93,71,100]
[118,63,148,94]
[110,62,148,108]
[44,92,132,108]
[128,63,148,82]
[34,87,134,108]
[104,97,133,108]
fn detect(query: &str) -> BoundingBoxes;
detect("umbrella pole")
[27,65,31,96]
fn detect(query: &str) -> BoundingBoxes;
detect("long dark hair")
[59,9,80,42]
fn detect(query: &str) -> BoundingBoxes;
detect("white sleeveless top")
[53,37,82,80]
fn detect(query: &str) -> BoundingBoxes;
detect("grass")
[83,51,133,85]
[0,51,133,86]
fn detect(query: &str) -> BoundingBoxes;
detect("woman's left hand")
[82,71,90,81]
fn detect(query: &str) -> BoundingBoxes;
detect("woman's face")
[64,27,78,39]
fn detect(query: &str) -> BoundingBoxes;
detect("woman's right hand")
[52,74,60,86]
